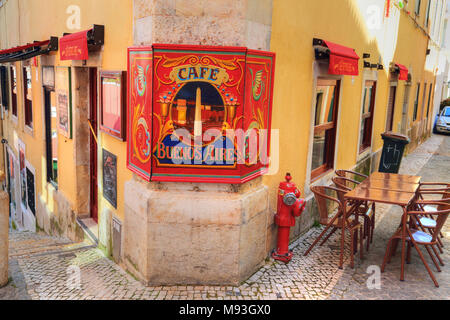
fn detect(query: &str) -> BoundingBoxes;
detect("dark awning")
[395,63,408,80]
[0,37,58,63]
[59,25,104,61]
[313,38,360,76]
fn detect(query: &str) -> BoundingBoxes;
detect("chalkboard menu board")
[26,167,36,216]
[103,149,117,208]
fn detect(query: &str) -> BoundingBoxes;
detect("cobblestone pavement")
[0,134,448,300]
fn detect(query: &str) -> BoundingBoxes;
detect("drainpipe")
[0,171,9,287]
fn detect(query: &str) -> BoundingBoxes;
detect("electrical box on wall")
[127,44,275,184]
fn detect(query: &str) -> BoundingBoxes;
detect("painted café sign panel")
[127,44,275,183]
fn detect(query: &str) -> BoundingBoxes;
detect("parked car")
[434,106,450,134]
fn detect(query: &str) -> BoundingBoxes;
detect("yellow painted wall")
[0,0,133,225]
[265,0,434,211]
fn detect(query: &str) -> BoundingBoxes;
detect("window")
[23,66,33,128]
[44,87,58,186]
[421,83,427,120]
[413,83,420,121]
[415,0,421,15]
[99,70,126,140]
[386,85,397,131]
[0,66,9,110]
[359,81,376,152]
[10,66,17,117]
[426,83,433,119]
[311,79,340,180]
[425,0,431,27]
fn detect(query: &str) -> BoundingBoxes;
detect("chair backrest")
[411,201,450,243]
[335,169,368,183]
[310,185,345,225]
[332,176,359,203]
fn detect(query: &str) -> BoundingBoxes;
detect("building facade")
[0,0,447,285]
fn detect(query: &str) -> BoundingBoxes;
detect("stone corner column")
[0,185,10,287]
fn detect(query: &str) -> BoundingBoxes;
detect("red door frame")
[89,68,98,223]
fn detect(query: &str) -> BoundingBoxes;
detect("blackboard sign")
[103,149,117,208]
[26,167,36,216]
[378,132,410,174]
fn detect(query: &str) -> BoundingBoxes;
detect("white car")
[434,106,450,134]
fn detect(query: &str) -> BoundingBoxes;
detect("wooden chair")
[381,201,450,287]
[304,185,363,268]
[332,176,375,252]
[415,183,449,252]
[335,169,368,183]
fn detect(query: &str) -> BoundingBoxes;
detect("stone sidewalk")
[0,134,448,300]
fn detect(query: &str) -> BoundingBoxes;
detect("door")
[89,68,98,223]
[386,85,397,132]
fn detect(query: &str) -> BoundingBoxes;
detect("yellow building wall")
[0,0,133,226]
[265,0,432,211]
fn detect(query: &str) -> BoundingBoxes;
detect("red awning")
[395,63,408,80]
[0,40,50,55]
[59,29,89,60]
[323,40,360,76]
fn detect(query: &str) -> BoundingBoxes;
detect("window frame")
[99,70,127,141]
[0,66,9,111]
[22,65,33,129]
[386,84,397,132]
[415,0,422,16]
[425,0,431,27]
[10,65,18,118]
[43,85,58,188]
[426,83,433,119]
[413,82,421,122]
[359,80,376,153]
[310,78,340,181]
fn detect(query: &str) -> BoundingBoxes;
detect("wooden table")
[343,173,420,280]
[369,172,421,184]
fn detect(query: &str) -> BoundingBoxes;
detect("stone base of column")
[122,176,269,286]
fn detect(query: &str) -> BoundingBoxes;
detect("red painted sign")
[126,47,153,180]
[324,40,360,76]
[126,44,276,183]
[59,30,89,61]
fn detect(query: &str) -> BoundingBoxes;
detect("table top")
[359,177,420,193]
[369,172,421,184]
[344,187,416,206]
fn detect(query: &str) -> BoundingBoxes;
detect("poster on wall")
[55,67,72,138]
[102,149,117,208]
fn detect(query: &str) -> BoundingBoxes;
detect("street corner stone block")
[123,176,270,286]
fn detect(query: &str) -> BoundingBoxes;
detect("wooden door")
[89,68,98,223]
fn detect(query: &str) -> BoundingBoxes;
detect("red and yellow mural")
[127,44,275,183]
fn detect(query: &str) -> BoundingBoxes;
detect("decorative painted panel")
[126,44,275,184]
[126,47,153,180]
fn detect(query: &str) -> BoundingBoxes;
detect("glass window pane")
[311,130,326,171]
[315,85,336,126]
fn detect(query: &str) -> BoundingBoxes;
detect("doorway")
[89,68,98,223]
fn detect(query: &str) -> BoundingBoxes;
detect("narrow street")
[1,134,448,300]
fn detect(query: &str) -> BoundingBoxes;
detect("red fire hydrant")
[272,173,306,263]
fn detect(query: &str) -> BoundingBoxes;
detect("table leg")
[339,199,347,269]
[400,206,407,281]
